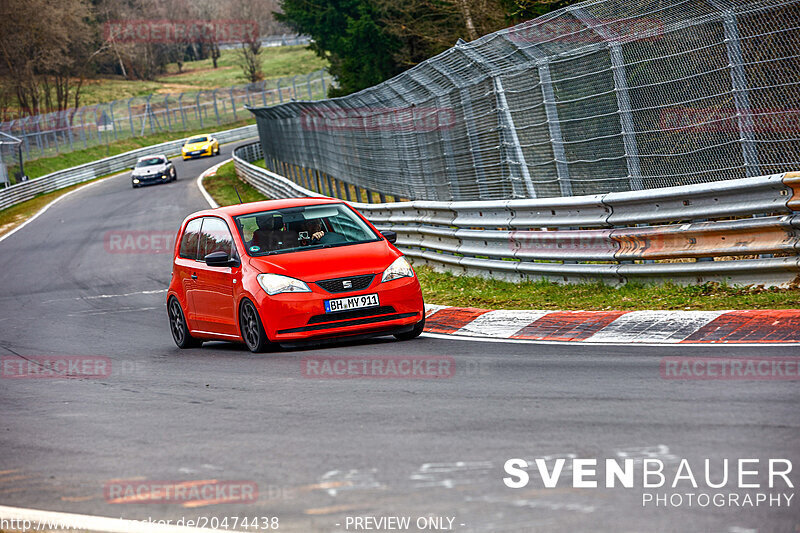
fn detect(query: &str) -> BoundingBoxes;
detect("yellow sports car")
[181,135,220,160]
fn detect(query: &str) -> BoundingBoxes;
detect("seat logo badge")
[342,280,352,289]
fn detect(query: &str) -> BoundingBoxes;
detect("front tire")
[394,316,425,341]
[168,297,202,348]
[239,299,276,353]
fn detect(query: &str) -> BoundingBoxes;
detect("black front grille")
[316,274,375,294]
[308,305,396,325]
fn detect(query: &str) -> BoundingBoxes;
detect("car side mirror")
[380,230,397,244]
[204,251,239,267]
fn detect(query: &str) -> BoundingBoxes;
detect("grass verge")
[200,169,800,311]
[416,266,800,311]
[202,161,268,206]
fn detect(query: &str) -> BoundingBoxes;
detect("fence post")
[79,108,87,148]
[493,76,536,198]
[178,94,187,131]
[109,101,118,141]
[320,70,327,96]
[573,7,643,191]
[127,97,135,137]
[212,90,221,125]
[196,92,204,128]
[516,43,573,198]
[708,0,760,177]
[163,96,172,131]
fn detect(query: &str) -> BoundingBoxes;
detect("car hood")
[132,164,167,175]
[183,142,210,150]
[247,240,399,282]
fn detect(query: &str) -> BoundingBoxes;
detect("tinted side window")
[199,217,233,259]
[178,218,202,259]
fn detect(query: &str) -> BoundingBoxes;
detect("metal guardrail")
[0,125,258,211]
[233,142,800,287]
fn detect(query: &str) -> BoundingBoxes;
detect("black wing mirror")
[380,230,397,244]
[204,251,240,267]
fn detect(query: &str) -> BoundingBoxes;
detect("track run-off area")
[0,140,798,532]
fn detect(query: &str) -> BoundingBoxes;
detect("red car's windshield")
[233,203,381,256]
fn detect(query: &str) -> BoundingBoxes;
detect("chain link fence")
[249,0,800,201]
[0,69,332,170]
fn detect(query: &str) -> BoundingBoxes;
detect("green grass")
[158,46,328,90]
[416,266,800,310]
[10,118,255,180]
[202,161,268,206]
[5,46,328,114]
[199,170,800,310]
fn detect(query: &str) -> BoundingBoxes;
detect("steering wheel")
[317,232,345,245]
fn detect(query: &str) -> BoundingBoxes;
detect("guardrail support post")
[326,173,335,197]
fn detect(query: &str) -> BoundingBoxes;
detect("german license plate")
[325,293,379,313]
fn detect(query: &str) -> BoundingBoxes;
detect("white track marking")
[196,159,230,208]
[455,309,550,338]
[419,331,800,347]
[584,310,725,343]
[0,504,219,532]
[0,175,117,244]
[423,303,450,317]
[44,289,167,304]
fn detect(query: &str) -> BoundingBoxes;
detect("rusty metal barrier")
[232,142,800,287]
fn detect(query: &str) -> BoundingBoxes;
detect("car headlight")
[381,256,414,283]
[257,273,311,295]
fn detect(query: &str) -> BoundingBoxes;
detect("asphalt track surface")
[0,141,798,532]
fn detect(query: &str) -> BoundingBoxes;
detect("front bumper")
[182,146,213,159]
[132,173,169,185]
[252,276,424,342]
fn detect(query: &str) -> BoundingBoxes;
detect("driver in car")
[299,218,326,243]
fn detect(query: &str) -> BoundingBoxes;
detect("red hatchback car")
[167,198,425,352]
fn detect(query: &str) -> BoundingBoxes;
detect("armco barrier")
[0,125,257,211]
[233,142,800,287]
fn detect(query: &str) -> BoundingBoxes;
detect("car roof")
[189,197,345,219]
[137,155,165,161]
[186,135,210,139]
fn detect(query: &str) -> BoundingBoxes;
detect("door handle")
[191,274,198,280]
